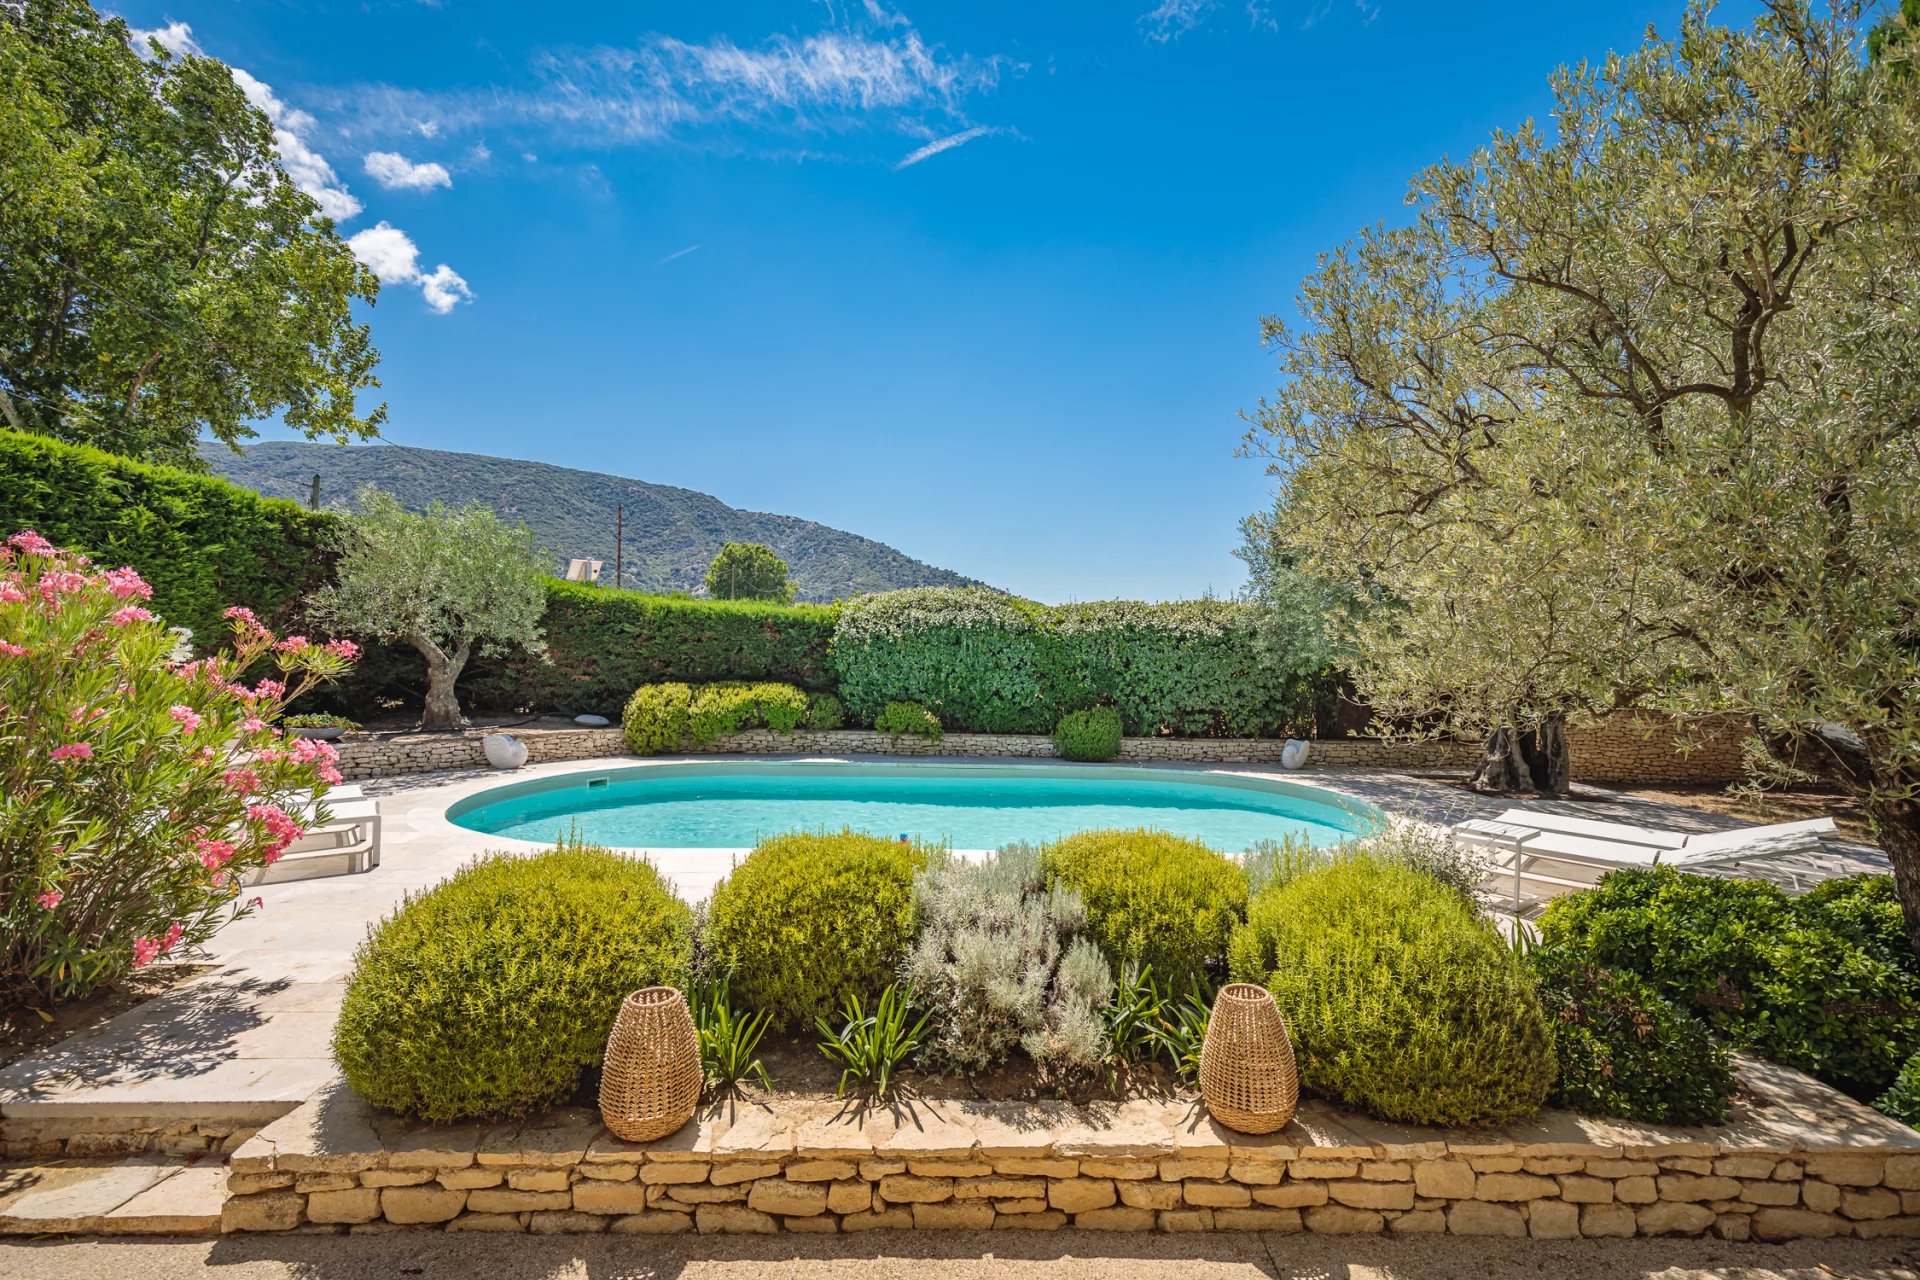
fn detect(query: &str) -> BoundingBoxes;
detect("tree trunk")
[409,635,469,732]
[1867,792,1920,957]
[1469,715,1571,797]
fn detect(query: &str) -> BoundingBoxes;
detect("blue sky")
[118,0,1761,602]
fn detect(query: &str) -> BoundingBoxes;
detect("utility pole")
[613,503,623,590]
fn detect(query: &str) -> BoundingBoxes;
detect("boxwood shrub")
[622,680,813,754]
[1529,947,1735,1124]
[702,831,934,1029]
[874,699,942,741]
[1041,829,1247,992]
[1053,706,1123,762]
[1537,869,1920,1098]
[331,841,692,1122]
[1229,857,1556,1126]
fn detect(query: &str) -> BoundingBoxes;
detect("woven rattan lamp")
[1198,983,1299,1135]
[599,987,701,1142]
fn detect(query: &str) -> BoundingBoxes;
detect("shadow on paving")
[136,1230,1920,1280]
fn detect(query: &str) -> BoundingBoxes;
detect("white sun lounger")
[1455,810,1839,912]
[242,785,382,885]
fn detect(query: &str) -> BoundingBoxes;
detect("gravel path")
[4,1232,1919,1280]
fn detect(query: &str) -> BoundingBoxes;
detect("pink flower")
[7,530,55,557]
[108,605,154,626]
[132,936,161,967]
[0,583,25,605]
[273,635,310,653]
[35,890,62,910]
[252,678,285,701]
[37,570,88,603]
[50,743,93,762]
[160,921,183,953]
[223,768,260,797]
[103,566,152,600]
[168,705,202,734]
[318,764,344,786]
[196,837,238,870]
[222,605,259,625]
[242,716,267,734]
[324,639,360,661]
[0,641,26,658]
[246,897,265,910]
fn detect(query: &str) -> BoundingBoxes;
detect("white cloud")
[417,120,440,138]
[319,22,1012,158]
[655,244,702,266]
[363,150,453,191]
[893,124,994,169]
[1140,0,1215,41]
[347,222,472,314]
[229,66,364,221]
[418,264,474,314]
[131,21,201,58]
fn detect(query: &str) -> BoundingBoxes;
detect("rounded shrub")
[1538,868,1920,1098]
[874,699,942,742]
[1053,706,1123,762]
[332,841,693,1122]
[703,831,933,1030]
[1041,829,1247,992]
[1528,947,1734,1124]
[686,681,809,743]
[623,681,691,754]
[804,691,847,731]
[1229,857,1556,1126]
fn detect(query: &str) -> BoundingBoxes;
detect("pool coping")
[439,756,1388,855]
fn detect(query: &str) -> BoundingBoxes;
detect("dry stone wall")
[225,1066,1920,1242]
[334,718,1743,787]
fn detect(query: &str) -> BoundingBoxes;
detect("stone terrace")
[218,1057,1920,1242]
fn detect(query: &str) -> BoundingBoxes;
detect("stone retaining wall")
[1,1116,258,1160]
[334,718,1743,787]
[223,1065,1920,1242]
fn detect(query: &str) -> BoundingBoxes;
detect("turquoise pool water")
[445,762,1379,851]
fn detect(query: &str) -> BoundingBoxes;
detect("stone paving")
[0,755,1887,1183]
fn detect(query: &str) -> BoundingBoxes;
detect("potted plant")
[283,713,361,742]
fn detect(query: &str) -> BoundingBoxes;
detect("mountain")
[204,441,987,601]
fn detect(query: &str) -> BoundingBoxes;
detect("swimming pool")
[445,761,1380,851]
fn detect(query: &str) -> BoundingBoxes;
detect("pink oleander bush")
[0,530,357,1008]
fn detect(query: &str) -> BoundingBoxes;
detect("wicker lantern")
[1198,982,1298,1135]
[599,987,701,1142]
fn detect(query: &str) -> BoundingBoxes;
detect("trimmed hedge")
[703,831,934,1030]
[1229,857,1556,1127]
[467,582,839,715]
[1538,869,1920,1099]
[0,428,337,644]
[830,588,1317,737]
[1041,829,1247,992]
[331,841,693,1122]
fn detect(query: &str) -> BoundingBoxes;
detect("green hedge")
[829,588,1317,736]
[467,582,839,715]
[0,428,337,644]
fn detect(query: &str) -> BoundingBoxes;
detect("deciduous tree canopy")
[0,0,383,466]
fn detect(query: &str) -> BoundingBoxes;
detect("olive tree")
[313,487,547,730]
[1243,1,1920,942]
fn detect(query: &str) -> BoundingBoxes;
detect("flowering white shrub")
[0,531,356,1006]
